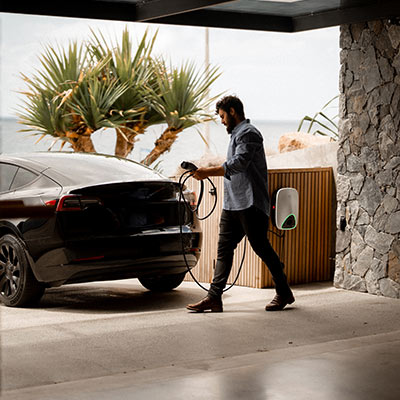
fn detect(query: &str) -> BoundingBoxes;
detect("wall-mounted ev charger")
[271,188,299,230]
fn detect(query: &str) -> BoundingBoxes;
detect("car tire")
[139,272,187,292]
[0,234,45,307]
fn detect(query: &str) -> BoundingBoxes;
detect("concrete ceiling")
[1,0,400,32]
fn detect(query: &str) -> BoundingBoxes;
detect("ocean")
[0,117,299,176]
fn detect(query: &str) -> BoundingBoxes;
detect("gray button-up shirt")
[222,119,270,216]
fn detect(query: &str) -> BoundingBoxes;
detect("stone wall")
[334,20,400,298]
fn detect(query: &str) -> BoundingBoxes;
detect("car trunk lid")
[56,180,191,239]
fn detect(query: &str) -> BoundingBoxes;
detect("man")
[186,95,294,312]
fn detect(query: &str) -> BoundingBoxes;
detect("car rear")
[19,153,201,286]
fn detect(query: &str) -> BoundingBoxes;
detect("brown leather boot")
[265,293,295,311]
[186,296,223,312]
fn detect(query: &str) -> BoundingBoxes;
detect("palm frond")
[141,59,222,165]
[17,89,71,138]
[297,95,339,140]
[88,27,158,120]
[154,59,222,130]
[66,75,132,132]
[34,41,87,93]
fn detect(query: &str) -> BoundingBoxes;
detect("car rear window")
[0,163,18,193]
[10,167,38,190]
[24,153,166,186]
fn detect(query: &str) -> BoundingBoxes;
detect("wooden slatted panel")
[183,168,335,288]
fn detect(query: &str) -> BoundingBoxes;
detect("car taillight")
[183,191,197,207]
[45,195,103,212]
[45,199,58,207]
[56,196,81,211]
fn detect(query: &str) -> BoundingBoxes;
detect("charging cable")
[178,161,247,292]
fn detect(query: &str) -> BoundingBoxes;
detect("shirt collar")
[231,119,250,135]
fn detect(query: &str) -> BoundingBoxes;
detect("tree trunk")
[114,125,145,158]
[70,135,96,152]
[66,130,96,153]
[141,127,182,166]
[115,130,128,158]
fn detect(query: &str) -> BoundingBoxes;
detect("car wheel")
[139,272,187,292]
[0,234,45,307]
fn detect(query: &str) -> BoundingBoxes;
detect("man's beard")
[225,114,236,133]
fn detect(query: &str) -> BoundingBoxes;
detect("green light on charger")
[280,213,297,230]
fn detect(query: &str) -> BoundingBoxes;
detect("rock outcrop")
[278,132,332,153]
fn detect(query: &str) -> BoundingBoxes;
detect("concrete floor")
[1,279,399,399]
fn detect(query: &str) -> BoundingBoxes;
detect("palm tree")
[58,56,132,152]
[19,37,136,152]
[18,28,222,162]
[89,28,164,157]
[18,41,87,150]
[18,40,134,152]
[141,60,221,166]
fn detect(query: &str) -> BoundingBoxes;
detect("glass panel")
[0,163,18,193]
[10,167,38,190]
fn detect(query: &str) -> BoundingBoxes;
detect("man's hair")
[215,95,245,119]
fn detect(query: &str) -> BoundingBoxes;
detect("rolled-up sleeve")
[223,130,262,179]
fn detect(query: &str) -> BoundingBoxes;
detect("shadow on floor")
[34,280,207,314]
[23,281,333,315]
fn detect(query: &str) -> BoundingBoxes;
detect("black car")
[0,152,201,307]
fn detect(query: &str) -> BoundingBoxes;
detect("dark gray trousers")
[208,206,291,299]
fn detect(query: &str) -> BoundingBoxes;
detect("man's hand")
[192,166,225,181]
[192,167,210,181]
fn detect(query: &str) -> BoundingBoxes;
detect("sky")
[0,12,340,121]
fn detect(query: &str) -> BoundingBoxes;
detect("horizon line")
[0,115,301,123]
